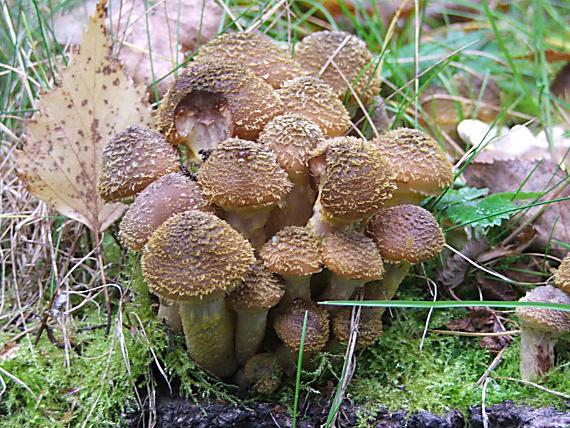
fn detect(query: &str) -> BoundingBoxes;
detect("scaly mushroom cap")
[141,210,255,302]
[243,353,283,395]
[260,226,323,276]
[295,30,380,104]
[516,285,570,334]
[367,205,445,263]
[373,128,453,195]
[227,262,284,312]
[119,172,212,252]
[313,137,396,222]
[278,76,351,137]
[98,125,180,202]
[197,138,292,210]
[156,61,283,147]
[555,254,570,295]
[274,299,330,352]
[258,114,325,178]
[332,308,383,349]
[194,32,308,89]
[322,230,384,281]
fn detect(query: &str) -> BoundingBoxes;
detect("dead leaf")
[551,62,570,102]
[437,239,489,289]
[54,0,223,95]
[16,1,152,233]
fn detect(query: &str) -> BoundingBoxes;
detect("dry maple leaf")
[15,1,152,233]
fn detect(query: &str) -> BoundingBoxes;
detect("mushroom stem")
[275,343,315,375]
[157,298,183,333]
[224,207,271,248]
[234,309,270,365]
[519,327,557,381]
[179,296,238,378]
[318,275,362,304]
[306,200,340,237]
[280,275,312,307]
[364,262,410,318]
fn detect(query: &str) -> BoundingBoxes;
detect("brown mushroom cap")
[332,308,383,349]
[98,125,180,202]
[194,32,308,89]
[367,204,445,264]
[277,76,351,137]
[227,262,284,312]
[373,128,453,195]
[274,299,330,352]
[314,137,396,222]
[156,61,283,147]
[258,114,325,178]
[260,226,323,276]
[243,353,283,395]
[197,138,292,210]
[295,30,380,104]
[141,210,255,302]
[555,254,570,295]
[516,285,570,334]
[322,230,384,281]
[119,172,212,252]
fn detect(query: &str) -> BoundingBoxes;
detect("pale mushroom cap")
[258,114,325,178]
[194,32,308,89]
[260,226,322,276]
[367,204,445,264]
[119,172,212,252]
[295,30,380,103]
[227,262,284,312]
[373,128,453,195]
[555,254,570,295]
[516,285,570,334]
[332,308,383,349]
[141,210,255,302]
[323,230,384,281]
[197,138,292,209]
[278,76,351,137]
[98,125,180,202]
[274,299,330,352]
[156,61,283,142]
[316,137,396,222]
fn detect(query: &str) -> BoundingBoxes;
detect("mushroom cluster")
[98,31,452,386]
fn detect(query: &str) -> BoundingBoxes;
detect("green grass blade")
[292,310,309,428]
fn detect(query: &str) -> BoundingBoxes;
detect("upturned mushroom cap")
[197,138,292,210]
[555,254,570,295]
[516,285,570,334]
[141,210,255,302]
[311,137,396,222]
[277,76,351,137]
[258,114,325,179]
[322,230,384,281]
[243,353,283,395]
[98,125,180,202]
[119,172,212,252]
[373,128,453,196]
[227,262,284,312]
[295,31,380,104]
[194,32,308,89]
[274,299,330,352]
[332,308,383,349]
[366,205,445,264]
[156,61,283,147]
[260,226,322,276]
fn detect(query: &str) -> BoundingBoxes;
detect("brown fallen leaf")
[437,238,489,289]
[16,1,152,232]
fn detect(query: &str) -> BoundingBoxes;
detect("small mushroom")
[318,230,384,306]
[277,76,351,137]
[197,138,292,247]
[98,125,180,202]
[260,226,323,307]
[156,61,283,160]
[331,308,383,350]
[516,285,570,381]
[554,254,570,295]
[236,352,283,395]
[194,32,308,89]
[142,210,255,378]
[365,205,445,317]
[372,128,453,206]
[227,262,284,365]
